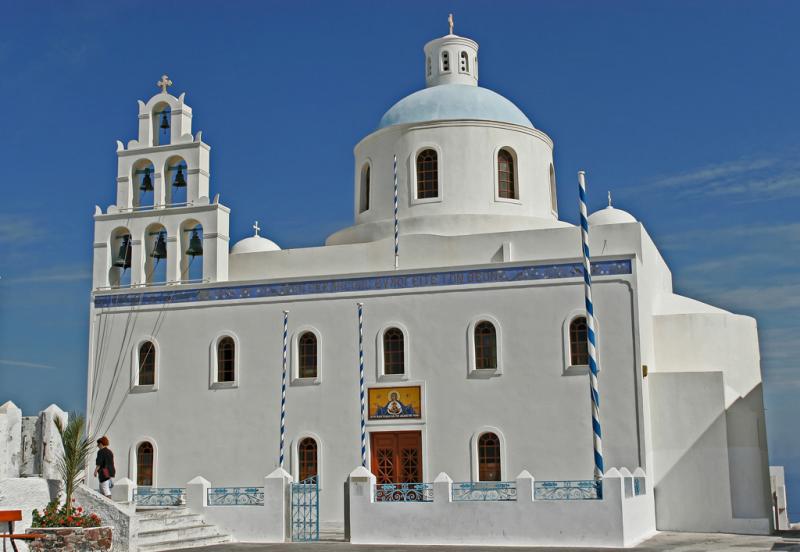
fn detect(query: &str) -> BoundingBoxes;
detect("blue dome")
[378,84,534,130]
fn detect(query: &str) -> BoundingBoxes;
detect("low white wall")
[0,478,59,552]
[75,485,137,552]
[184,468,291,543]
[348,467,655,548]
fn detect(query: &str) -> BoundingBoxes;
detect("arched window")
[137,442,154,486]
[138,341,156,386]
[474,322,497,370]
[383,328,405,375]
[298,437,318,482]
[299,332,318,378]
[570,317,589,366]
[416,149,439,199]
[478,433,501,481]
[217,337,235,382]
[460,51,469,73]
[442,51,450,72]
[549,164,558,212]
[360,164,370,213]
[152,105,171,147]
[498,149,516,199]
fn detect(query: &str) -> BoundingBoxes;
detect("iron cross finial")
[448,13,454,34]
[253,221,261,236]
[608,191,613,207]
[157,74,173,94]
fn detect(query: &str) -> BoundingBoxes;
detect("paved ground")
[176,531,800,552]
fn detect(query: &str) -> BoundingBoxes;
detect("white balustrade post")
[265,467,293,542]
[348,466,375,503]
[516,470,535,502]
[112,477,136,503]
[602,467,623,503]
[185,476,210,513]
[618,467,633,498]
[433,472,452,504]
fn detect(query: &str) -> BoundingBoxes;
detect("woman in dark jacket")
[93,436,115,498]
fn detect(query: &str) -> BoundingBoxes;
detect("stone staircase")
[136,508,233,551]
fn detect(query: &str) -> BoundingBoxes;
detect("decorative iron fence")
[534,480,602,500]
[134,487,185,506]
[207,487,265,506]
[452,481,517,501]
[633,477,645,496]
[375,482,433,502]
[291,476,319,542]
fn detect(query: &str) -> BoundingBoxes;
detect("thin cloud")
[696,282,800,314]
[646,154,800,202]
[0,215,46,245]
[1,265,91,284]
[0,359,57,370]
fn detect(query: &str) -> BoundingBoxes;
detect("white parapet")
[0,401,22,478]
[348,466,656,548]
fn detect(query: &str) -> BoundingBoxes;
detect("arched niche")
[144,222,167,285]
[108,226,132,288]
[131,159,156,208]
[179,219,203,283]
[164,155,188,206]
[152,102,172,147]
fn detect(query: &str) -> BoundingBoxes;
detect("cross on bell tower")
[157,74,173,94]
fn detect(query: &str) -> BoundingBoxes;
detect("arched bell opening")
[152,102,171,147]
[144,223,168,285]
[179,219,203,283]
[108,227,133,288]
[132,159,156,208]
[164,156,188,207]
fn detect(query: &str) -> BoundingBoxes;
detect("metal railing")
[452,481,517,501]
[207,487,265,506]
[96,278,209,292]
[633,477,645,496]
[134,487,185,506]
[534,480,602,500]
[116,201,194,213]
[375,482,433,503]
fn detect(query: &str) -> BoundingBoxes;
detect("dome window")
[426,57,432,77]
[360,164,370,213]
[459,51,469,73]
[441,51,450,73]
[497,149,517,199]
[549,164,558,213]
[416,149,439,199]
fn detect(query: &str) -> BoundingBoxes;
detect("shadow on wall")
[650,372,772,534]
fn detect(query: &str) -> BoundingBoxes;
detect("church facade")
[87,25,773,539]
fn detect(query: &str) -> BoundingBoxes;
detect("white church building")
[86,22,773,546]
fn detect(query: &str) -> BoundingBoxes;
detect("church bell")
[173,166,186,188]
[150,233,167,260]
[140,168,153,193]
[160,112,169,130]
[185,229,203,257]
[112,235,132,269]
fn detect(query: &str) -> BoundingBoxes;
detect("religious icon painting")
[368,386,422,420]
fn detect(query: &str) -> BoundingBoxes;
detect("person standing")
[93,436,116,498]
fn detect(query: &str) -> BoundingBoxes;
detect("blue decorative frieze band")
[95,259,632,309]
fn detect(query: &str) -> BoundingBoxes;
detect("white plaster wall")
[329,120,560,245]
[74,485,136,552]
[648,372,770,534]
[87,272,640,527]
[348,470,654,547]
[0,478,59,552]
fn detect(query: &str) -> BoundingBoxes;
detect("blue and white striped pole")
[357,302,367,467]
[393,155,399,270]
[578,170,604,481]
[279,310,288,469]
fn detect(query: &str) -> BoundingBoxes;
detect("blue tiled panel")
[95,259,632,309]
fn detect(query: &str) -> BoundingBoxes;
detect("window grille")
[416,149,439,199]
[498,149,516,199]
[137,442,154,486]
[383,328,405,375]
[570,317,589,366]
[474,321,497,369]
[217,337,235,382]
[478,433,501,481]
[299,332,318,378]
[138,341,156,385]
[298,438,318,481]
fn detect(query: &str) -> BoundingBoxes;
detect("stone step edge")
[138,523,215,537]
[137,534,233,551]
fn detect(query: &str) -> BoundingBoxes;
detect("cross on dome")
[448,13,454,35]
[157,74,173,94]
[608,191,613,207]
[253,221,261,236]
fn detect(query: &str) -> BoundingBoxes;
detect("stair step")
[135,507,191,520]
[138,513,205,531]
[137,533,233,552]
[138,523,223,544]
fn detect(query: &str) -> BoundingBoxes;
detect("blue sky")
[0,1,797,520]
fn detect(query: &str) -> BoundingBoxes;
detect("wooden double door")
[370,431,423,484]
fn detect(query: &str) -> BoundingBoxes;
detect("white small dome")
[588,206,637,226]
[231,235,281,254]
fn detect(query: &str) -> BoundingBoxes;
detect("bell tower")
[91,75,230,289]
